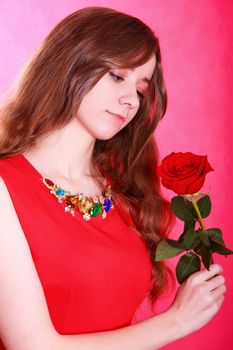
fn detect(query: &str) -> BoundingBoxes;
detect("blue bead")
[56,188,65,196]
[104,198,112,213]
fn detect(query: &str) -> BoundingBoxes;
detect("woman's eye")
[109,72,124,81]
[109,71,145,100]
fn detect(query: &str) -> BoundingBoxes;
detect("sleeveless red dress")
[0,154,152,345]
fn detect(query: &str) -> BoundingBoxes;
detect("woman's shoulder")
[0,175,22,246]
[0,174,24,225]
[0,175,16,213]
[0,154,21,162]
[0,155,19,172]
[0,173,38,270]
[0,155,28,184]
[0,173,57,349]
[0,175,9,194]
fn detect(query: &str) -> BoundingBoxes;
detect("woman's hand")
[167,264,226,338]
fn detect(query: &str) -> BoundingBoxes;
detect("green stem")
[190,196,214,266]
[191,196,207,233]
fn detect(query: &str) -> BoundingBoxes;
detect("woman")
[0,6,226,350]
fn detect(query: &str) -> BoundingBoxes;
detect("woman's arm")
[0,176,225,350]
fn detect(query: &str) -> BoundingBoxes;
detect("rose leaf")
[176,252,201,284]
[196,243,212,270]
[196,195,211,218]
[210,241,233,256]
[184,216,196,232]
[198,229,210,247]
[167,239,185,249]
[207,228,225,246]
[171,196,196,221]
[183,227,200,250]
[155,239,185,261]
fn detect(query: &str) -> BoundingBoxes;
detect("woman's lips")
[107,111,126,122]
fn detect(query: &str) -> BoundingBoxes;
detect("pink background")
[0,0,232,349]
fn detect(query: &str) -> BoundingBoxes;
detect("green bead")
[90,203,102,217]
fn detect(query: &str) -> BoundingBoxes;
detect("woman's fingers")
[206,293,225,317]
[189,264,223,285]
[204,274,226,292]
[210,284,227,302]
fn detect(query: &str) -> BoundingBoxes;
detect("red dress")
[0,154,152,342]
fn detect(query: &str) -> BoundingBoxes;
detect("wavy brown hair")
[0,6,176,309]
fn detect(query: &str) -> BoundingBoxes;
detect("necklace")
[41,177,114,221]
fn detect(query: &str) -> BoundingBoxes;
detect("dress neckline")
[17,154,114,221]
[18,153,44,180]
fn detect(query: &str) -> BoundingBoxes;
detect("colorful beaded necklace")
[42,177,114,221]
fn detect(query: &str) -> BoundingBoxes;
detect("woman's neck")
[22,118,106,196]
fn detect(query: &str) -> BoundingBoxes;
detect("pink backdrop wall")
[0,0,232,349]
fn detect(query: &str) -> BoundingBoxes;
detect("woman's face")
[76,54,156,140]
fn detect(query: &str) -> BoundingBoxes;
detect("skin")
[76,55,155,140]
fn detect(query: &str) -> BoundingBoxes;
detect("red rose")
[157,152,214,195]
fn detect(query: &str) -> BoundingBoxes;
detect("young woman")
[0,6,226,350]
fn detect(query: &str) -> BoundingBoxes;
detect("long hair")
[0,6,176,308]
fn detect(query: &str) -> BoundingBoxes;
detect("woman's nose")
[119,89,139,110]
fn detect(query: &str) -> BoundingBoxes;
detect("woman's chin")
[93,126,124,141]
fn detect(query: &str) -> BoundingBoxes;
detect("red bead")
[43,178,54,189]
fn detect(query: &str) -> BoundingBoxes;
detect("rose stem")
[191,196,207,233]
[191,196,214,265]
